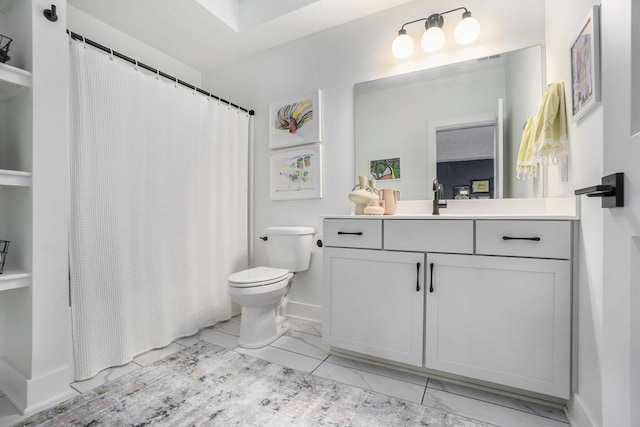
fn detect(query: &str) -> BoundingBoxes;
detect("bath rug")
[16,342,496,426]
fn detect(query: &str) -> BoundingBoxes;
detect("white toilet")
[228,226,314,348]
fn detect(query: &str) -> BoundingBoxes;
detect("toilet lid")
[228,266,290,288]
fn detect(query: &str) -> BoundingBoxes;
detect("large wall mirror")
[355,45,544,200]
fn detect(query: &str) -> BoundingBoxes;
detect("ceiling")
[67,0,414,72]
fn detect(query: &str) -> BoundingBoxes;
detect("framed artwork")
[369,157,401,180]
[471,179,490,194]
[570,5,601,122]
[270,144,322,200]
[269,90,321,149]
[453,185,470,199]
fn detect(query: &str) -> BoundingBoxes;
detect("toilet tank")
[264,226,315,272]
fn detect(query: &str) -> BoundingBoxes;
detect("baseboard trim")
[0,357,27,413]
[566,394,600,427]
[0,358,74,415]
[286,301,322,323]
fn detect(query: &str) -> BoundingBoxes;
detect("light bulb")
[455,14,480,45]
[392,30,414,58]
[421,27,445,52]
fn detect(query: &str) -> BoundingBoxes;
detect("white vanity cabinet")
[323,220,425,366]
[425,253,571,398]
[322,216,574,400]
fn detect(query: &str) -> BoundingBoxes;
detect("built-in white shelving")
[0,169,32,187]
[0,62,32,100]
[0,61,32,293]
[0,0,73,414]
[0,266,31,291]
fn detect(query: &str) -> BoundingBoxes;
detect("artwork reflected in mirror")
[355,45,544,200]
[370,157,401,180]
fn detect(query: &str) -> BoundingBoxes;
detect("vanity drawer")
[384,220,474,254]
[323,219,382,249]
[476,220,572,259]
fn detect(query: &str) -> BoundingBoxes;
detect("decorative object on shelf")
[43,4,59,22]
[0,240,9,274]
[348,175,379,214]
[269,90,321,149]
[392,6,480,58]
[270,143,322,200]
[367,179,379,196]
[363,199,385,215]
[380,188,400,215]
[570,5,601,122]
[453,185,470,199]
[0,34,12,63]
[370,157,401,180]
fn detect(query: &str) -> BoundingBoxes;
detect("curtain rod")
[66,30,254,116]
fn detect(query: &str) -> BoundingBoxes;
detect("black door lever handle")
[574,173,624,208]
[574,184,614,197]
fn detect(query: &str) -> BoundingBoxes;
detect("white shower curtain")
[68,40,250,380]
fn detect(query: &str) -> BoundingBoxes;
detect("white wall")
[67,6,202,86]
[203,0,546,321]
[545,1,604,427]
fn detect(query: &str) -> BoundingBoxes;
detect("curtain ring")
[109,49,114,60]
[155,70,160,80]
[174,77,178,88]
[82,36,87,49]
[134,60,139,71]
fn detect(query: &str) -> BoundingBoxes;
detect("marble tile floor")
[0,316,570,427]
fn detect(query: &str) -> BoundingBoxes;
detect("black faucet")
[432,179,448,215]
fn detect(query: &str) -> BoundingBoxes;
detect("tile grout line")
[321,357,429,387]
[308,354,331,376]
[421,378,429,405]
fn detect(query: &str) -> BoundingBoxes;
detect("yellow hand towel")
[532,82,569,165]
[516,116,538,179]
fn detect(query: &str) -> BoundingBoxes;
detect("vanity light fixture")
[392,6,480,58]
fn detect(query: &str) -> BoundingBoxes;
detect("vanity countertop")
[324,213,579,220]
[327,197,580,220]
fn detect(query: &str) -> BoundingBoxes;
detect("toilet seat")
[228,266,289,288]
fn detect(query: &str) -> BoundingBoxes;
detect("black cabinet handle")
[429,263,434,293]
[502,236,541,242]
[337,231,363,236]
[416,262,421,292]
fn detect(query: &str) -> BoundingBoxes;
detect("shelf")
[0,266,31,292]
[0,62,31,101]
[0,169,31,187]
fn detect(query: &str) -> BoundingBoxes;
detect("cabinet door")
[323,248,425,366]
[425,254,571,399]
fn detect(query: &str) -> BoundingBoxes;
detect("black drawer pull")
[416,262,421,292]
[502,236,541,242]
[337,231,363,236]
[429,263,434,293]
